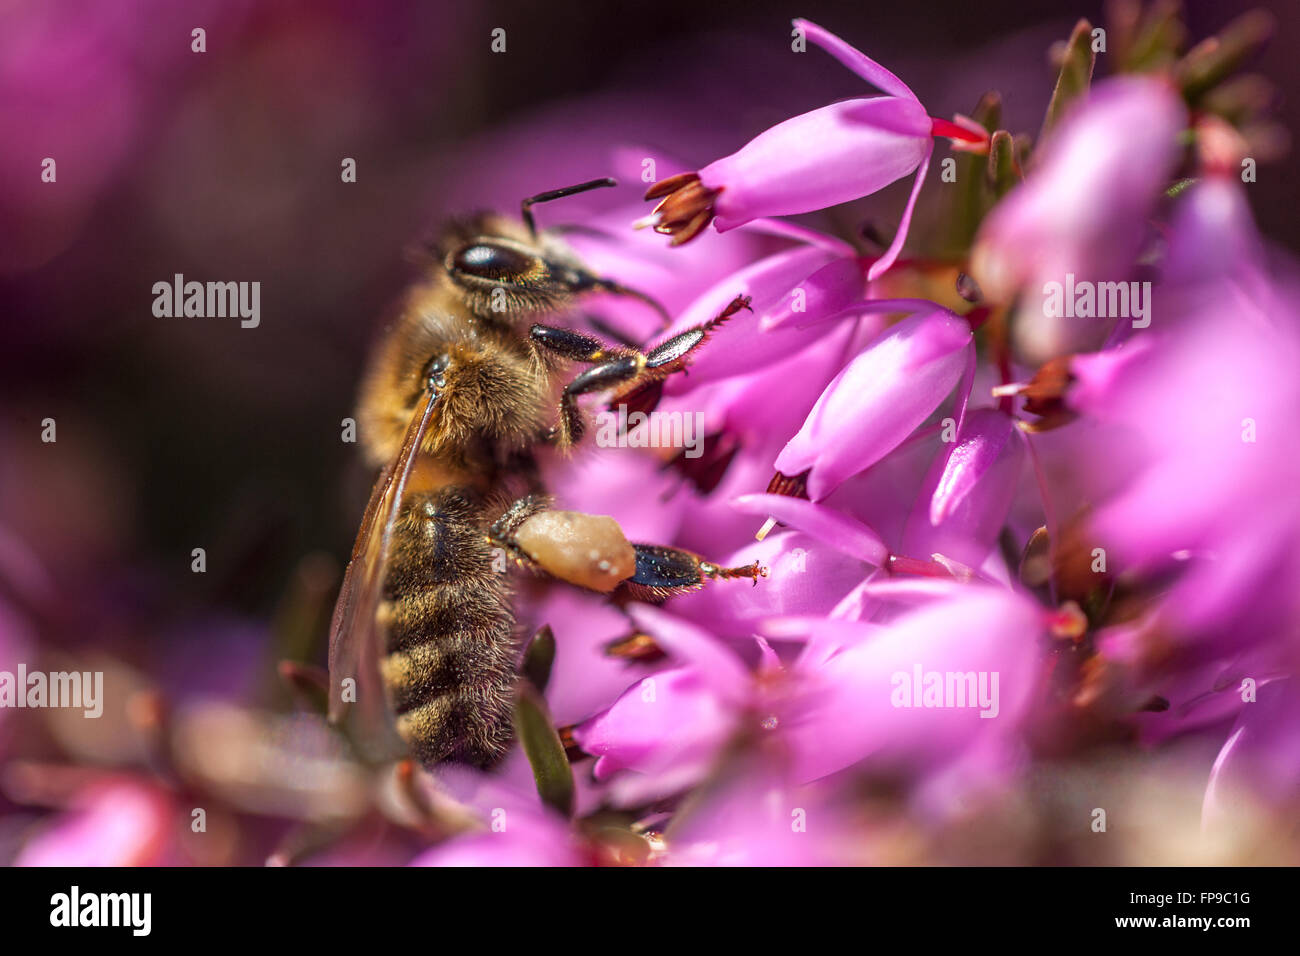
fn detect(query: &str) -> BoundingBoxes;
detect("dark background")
[1,0,1293,632]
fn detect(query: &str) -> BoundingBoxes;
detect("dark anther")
[766,469,810,500]
[642,172,721,247]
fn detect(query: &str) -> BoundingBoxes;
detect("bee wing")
[327,388,439,758]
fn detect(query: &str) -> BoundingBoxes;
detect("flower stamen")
[641,172,722,246]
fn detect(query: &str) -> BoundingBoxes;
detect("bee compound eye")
[451,242,538,282]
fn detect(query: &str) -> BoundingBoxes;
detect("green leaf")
[1041,19,1097,143]
[931,91,1002,256]
[1177,10,1274,104]
[1119,0,1185,73]
[986,131,1020,199]
[514,682,574,818]
[521,624,555,693]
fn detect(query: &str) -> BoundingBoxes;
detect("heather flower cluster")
[413,13,1299,865]
[3,6,1297,867]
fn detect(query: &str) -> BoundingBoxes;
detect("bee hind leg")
[487,494,552,564]
[624,543,766,601]
[489,502,765,597]
[489,499,635,592]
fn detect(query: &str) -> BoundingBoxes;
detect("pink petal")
[756,257,867,333]
[737,216,857,256]
[867,138,933,281]
[761,295,940,333]
[1203,677,1300,830]
[16,781,172,867]
[900,409,1025,570]
[657,244,839,392]
[793,18,919,102]
[667,531,871,636]
[775,308,973,500]
[731,494,888,566]
[703,97,931,229]
[782,587,1045,782]
[409,805,581,867]
[573,667,735,781]
[626,604,750,700]
[920,407,1021,522]
[520,588,656,727]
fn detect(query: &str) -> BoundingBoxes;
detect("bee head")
[435,178,671,325]
[444,230,604,318]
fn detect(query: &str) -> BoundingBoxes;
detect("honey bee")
[327,178,762,769]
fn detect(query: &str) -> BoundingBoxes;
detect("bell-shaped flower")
[576,585,1045,800]
[16,780,174,866]
[970,76,1186,360]
[766,583,1045,782]
[901,408,1026,569]
[1203,677,1300,835]
[774,307,974,500]
[640,19,986,279]
[971,76,1186,303]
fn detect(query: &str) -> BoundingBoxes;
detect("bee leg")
[552,354,646,447]
[624,544,766,600]
[634,293,751,381]
[533,295,751,449]
[529,325,636,447]
[486,494,553,564]
[490,500,637,592]
[529,325,629,365]
[490,499,765,597]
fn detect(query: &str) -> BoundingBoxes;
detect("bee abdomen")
[383,611,516,768]
[380,489,516,769]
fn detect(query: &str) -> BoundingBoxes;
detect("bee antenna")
[521,177,617,238]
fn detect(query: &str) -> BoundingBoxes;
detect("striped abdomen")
[378,487,516,768]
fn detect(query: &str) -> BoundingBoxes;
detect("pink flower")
[1203,677,1300,831]
[767,584,1044,782]
[774,306,974,500]
[970,76,1187,359]
[661,761,861,866]
[668,519,882,638]
[1069,308,1300,650]
[576,586,1046,799]
[16,781,173,867]
[409,812,582,867]
[654,241,863,391]
[901,408,1026,570]
[641,19,986,280]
